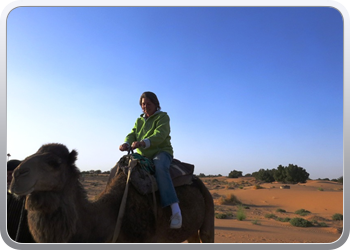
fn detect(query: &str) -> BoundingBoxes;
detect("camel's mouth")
[9,181,36,196]
[10,186,35,196]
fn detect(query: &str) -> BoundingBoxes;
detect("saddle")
[109,153,195,242]
[108,153,195,195]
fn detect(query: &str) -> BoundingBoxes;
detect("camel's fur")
[9,143,214,243]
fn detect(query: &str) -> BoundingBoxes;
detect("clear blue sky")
[6,7,343,179]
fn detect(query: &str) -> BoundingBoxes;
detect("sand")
[82,174,343,243]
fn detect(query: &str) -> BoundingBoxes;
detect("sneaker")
[170,213,182,229]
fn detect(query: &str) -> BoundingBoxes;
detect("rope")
[127,145,154,174]
[111,155,137,242]
[130,153,155,174]
[111,150,157,242]
[15,197,26,241]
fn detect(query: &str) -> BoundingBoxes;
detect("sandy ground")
[82,174,343,243]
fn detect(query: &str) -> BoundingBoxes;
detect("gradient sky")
[6,6,343,179]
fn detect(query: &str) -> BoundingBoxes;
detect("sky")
[6,6,344,180]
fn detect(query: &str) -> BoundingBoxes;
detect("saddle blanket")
[108,154,195,195]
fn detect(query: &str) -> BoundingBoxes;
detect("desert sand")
[82,174,343,243]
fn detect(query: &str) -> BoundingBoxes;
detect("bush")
[276,208,286,213]
[217,194,241,205]
[236,205,246,221]
[253,184,263,190]
[264,213,277,219]
[215,212,233,219]
[252,219,261,225]
[225,182,236,189]
[252,164,310,184]
[332,213,343,221]
[276,217,291,222]
[252,169,275,182]
[289,218,313,227]
[228,170,243,178]
[337,176,343,184]
[311,220,328,227]
[274,164,309,184]
[295,209,311,216]
[318,222,328,227]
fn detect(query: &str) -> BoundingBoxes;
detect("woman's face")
[141,97,157,118]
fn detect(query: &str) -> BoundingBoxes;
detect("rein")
[111,150,137,243]
[111,148,158,243]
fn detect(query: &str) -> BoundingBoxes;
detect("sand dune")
[83,175,343,243]
[204,177,343,243]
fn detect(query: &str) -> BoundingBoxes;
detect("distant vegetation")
[262,210,341,228]
[228,170,243,178]
[289,218,313,227]
[216,164,341,184]
[251,164,310,184]
[332,213,343,221]
[236,205,247,221]
[294,209,311,216]
[317,177,343,184]
[81,170,110,175]
[216,194,241,205]
[83,165,343,185]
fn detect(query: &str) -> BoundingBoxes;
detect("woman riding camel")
[119,91,182,229]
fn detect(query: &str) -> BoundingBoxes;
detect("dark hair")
[139,91,161,110]
[7,159,22,171]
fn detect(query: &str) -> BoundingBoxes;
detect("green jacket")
[124,111,173,158]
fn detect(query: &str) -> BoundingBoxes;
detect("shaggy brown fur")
[9,143,214,243]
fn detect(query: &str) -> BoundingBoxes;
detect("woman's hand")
[131,141,145,149]
[119,143,130,151]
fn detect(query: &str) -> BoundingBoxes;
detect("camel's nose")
[14,166,30,179]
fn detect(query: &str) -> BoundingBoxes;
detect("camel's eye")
[46,155,62,168]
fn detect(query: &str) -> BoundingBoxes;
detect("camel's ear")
[69,150,78,164]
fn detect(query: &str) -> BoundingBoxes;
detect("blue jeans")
[153,151,179,207]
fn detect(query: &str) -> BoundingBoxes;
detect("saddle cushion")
[108,154,194,195]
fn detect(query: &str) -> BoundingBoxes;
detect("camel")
[9,143,214,243]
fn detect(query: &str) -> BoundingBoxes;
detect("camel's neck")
[25,174,127,243]
[25,179,89,243]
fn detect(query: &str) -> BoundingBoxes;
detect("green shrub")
[228,170,243,178]
[289,218,313,227]
[276,217,291,222]
[252,168,275,182]
[236,205,246,221]
[252,219,261,225]
[318,187,324,191]
[319,222,328,227]
[274,164,309,183]
[264,213,277,219]
[332,213,343,221]
[312,221,328,227]
[294,209,311,216]
[276,208,286,213]
[215,212,233,219]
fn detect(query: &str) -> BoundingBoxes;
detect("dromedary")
[9,143,214,243]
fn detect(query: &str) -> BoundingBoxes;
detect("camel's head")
[9,143,79,196]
